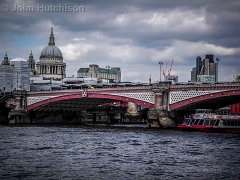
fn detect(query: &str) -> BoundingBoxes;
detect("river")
[0,125,240,179]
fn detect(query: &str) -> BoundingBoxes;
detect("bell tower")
[28,50,36,76]
[2,52,10,65]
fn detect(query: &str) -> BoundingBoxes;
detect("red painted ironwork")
[231,103,240,115]
[170,89,240,110]
[27,93,154,111]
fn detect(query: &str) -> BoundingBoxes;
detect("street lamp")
[16,71,20,90]
[159,61,163,82]
[106,65,110,85]
[216,58,220,82]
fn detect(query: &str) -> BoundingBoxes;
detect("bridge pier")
[8,90,30,124]
[147,83,176,128]
[148,109,175,128]
[29,110,83,124]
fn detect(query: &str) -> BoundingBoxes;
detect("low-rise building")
[77,64,121,83]
[166,74,178,84]
[197,75,215,83]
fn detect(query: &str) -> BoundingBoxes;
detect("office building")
[0,53,30,92]
[191,67,196,82]
[11,58,30,91]
[191,54,218,83]
[205,54,214,63]
[196,56,202,76]
[0,52,15,92]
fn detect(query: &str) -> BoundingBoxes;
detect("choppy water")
[0,125,240,179]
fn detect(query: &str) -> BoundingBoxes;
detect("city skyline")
[0,0,239,82]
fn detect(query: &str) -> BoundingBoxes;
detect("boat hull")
[178,125,240,133]
[178,109,240,133]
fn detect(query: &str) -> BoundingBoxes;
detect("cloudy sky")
[0,0,239,82]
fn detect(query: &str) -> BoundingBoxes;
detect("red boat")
[178,109,240,133]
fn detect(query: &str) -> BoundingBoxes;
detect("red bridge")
[4,82,240,127]
[25,82,240,112]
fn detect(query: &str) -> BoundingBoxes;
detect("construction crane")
[162,70,166,81]
[161,59,175,81]
[162,63,168,81]
[168,59,174,76]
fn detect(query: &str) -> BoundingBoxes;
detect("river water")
[0,125,240,179]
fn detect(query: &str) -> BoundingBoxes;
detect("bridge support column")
[148,109,175,128]
[148,83,176,128]
[8,90,30,124]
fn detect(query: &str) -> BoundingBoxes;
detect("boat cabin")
[181,118,220,127]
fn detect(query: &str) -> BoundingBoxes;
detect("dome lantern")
[48,27,55,46]
[39,27,63,60]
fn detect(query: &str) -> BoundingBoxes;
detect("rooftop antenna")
[149,74,151,84]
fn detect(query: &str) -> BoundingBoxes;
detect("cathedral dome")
[36,27,66,80]
[40,45,62,59]
[39,28,63,59]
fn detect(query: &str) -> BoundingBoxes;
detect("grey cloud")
[0,0,239,82]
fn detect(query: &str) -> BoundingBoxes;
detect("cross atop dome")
[48,27,55,46]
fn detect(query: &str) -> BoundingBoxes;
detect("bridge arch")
[27,93,154,111]
[170,89,240,111]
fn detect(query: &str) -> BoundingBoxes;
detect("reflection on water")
[0,125,240,179]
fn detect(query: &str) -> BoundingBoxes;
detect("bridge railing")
[170,82,240,90]
[27,86,152,95]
